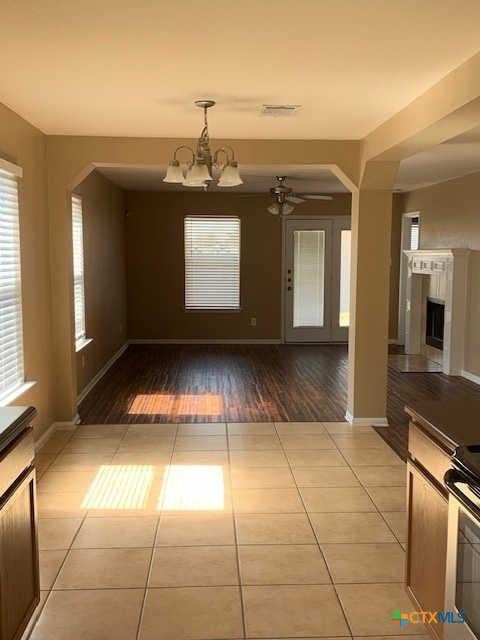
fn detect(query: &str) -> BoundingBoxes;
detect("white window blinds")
[410,217,420,251]
[184,216,240,310]
[0,167,24,400]
[72,195,86,342]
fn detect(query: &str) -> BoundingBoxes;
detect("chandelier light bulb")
[190,161,213,183]
[218,161,243,187]
[163,160,184,183]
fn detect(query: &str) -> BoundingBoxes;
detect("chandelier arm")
[222,145,236,161]
[213,147,232,167]
[173,145,196,163]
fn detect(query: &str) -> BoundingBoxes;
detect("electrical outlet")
[250,317,257,327]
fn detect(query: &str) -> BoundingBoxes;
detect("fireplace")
[426,298,445,351]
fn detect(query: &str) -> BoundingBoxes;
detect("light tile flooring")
[31,421,427,640]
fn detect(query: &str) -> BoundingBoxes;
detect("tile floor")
[31,421,427,640]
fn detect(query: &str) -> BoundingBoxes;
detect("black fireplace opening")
[426,298,445,350]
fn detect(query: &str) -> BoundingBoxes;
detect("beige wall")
[402,171,480,376]
[73,171,127,394]
[125,191,351,340]
[388,193,405,340]
[0,103,54,439]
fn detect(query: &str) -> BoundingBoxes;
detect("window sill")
[0,381,37,407]
[75,337,93,352]
[184,308,242,314]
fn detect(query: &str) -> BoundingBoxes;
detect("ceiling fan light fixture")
[163,159,184,183]
[282,203,294,215]
[267,203,280,216]
[218,161,243,187]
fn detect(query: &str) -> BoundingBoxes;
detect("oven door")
[445,469,480,640]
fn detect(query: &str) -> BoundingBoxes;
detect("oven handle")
[444,469,480,520]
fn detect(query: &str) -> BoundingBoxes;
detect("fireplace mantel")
[403,249,469,375]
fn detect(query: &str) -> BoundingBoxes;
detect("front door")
[284,217,351,342]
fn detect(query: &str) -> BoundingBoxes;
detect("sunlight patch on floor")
[159,465,225,511]
[128,393,223,416]
[81,465,154,509]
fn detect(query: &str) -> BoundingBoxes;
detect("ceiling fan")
[266,176,332,215]
[238,175,334,215]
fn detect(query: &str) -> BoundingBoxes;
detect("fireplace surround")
[404,249,469,375]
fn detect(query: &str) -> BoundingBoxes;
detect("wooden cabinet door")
[0,468,39,640]
[406,461,448,640]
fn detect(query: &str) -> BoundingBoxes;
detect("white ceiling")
[396,125,480,191]
[97,164,349,193]
[1,1,480,138]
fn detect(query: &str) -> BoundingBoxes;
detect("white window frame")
[0,158,32,405]
[71,195,89,351]
[184,215,241,312]
[398,211,421,345]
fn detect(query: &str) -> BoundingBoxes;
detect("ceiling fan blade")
[286,195,305,204]
[299,194,333,201]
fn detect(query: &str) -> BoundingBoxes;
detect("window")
[409,216,420,250]
[0,164,24,400]
[184,216,240,310]
[72,195,86,345]
[339,229,351,327]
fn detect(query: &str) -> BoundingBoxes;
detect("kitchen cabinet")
[405,400,480,640]
[0,407,38,640]
[406,460,449,640]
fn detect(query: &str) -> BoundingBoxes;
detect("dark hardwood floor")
[78,343,480,459]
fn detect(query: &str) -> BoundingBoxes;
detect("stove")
[445,445,480,640]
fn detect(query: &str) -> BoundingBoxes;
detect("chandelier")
[163,100,243,189]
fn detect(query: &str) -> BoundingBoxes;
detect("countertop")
[405,399,480,454]
[0,405,36,456]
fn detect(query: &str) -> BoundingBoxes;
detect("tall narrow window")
[339,229,351,327]
[0,165,24,400]
[72,195,86,345]
[409,216,420,250]
[184,216,240,310]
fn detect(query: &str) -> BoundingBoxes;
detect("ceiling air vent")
[261,104,302,116]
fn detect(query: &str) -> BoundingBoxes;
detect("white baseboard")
[77,342,128,404]
[55,414,80,430]
[35,417,79,451]
[461,369,480,386]
[128,338,283,345]
[34,423,57,451]
[345,410,389,427]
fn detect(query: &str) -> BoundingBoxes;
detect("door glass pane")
[293,230,325,328]
[339,229,351,327]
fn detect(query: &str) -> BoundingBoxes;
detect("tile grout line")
[30,429,90,639]
[226,421,248,640]
[134,421,179,640]
[348,464,407,547]
[273,419,355,640]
